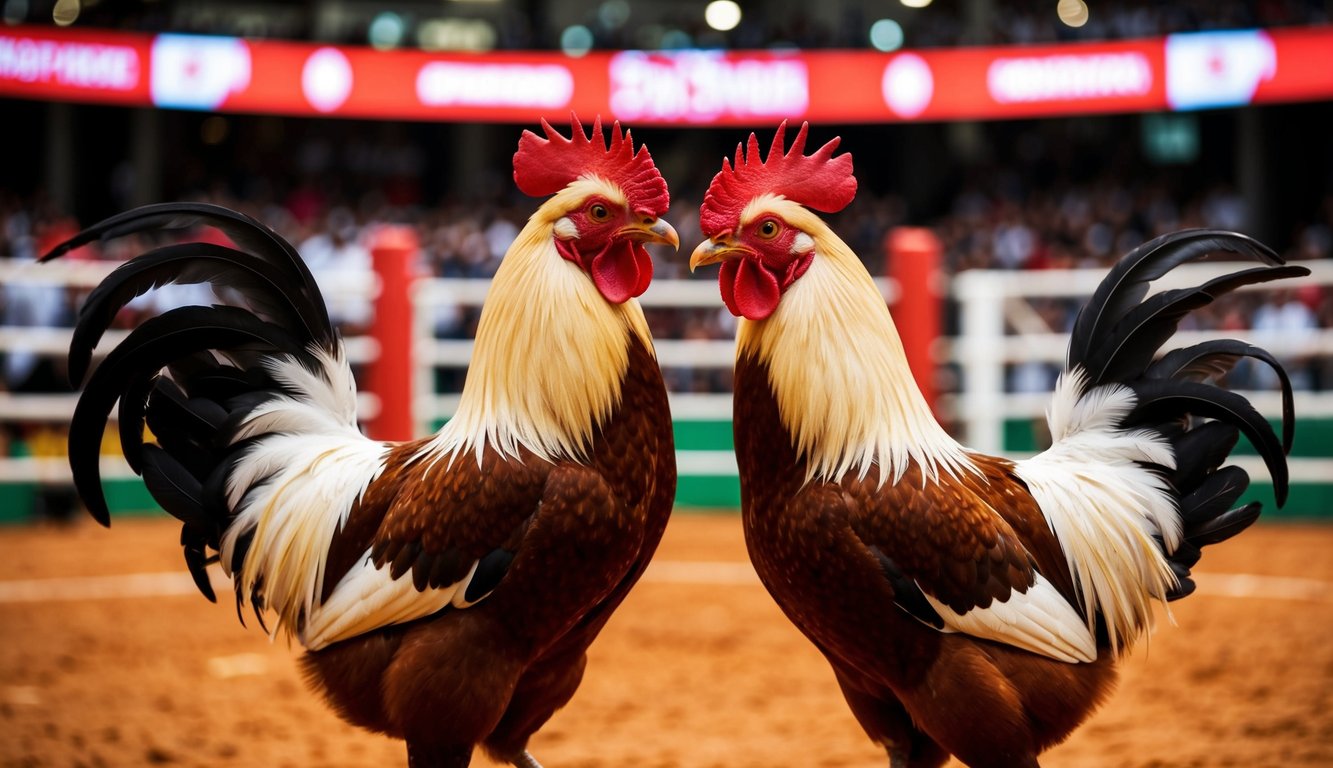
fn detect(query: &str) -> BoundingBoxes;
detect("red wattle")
[719,260,740,317]
[591,240,651,304]
[630,243,654,297]
[719,258,781,321]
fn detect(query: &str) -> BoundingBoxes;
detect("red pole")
[886,227,943,413]
[367,225,419,442]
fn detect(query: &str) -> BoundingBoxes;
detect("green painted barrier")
[0,484,35,523]
[1003,416,1332,518]
[674,419,734,451]
[4,416,1326,521]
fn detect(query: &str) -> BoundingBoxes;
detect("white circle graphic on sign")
[303,47,353,113]
[882,53,933,119]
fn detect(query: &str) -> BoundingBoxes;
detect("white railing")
[3,257,1331,487]
[0,259,380,482]
[408,277,896,435]
[951,260,1333,483]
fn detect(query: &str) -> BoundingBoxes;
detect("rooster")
[688,122,1305,768]
[43,115,679,768]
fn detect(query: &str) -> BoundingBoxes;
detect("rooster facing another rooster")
[690,122,1305,768]
[44,116,679,768]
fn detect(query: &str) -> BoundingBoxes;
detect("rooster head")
[689,121,857,320]
[514,113,678,304]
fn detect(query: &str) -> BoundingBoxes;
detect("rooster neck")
[425,218,652,465]
[735,227,974,487]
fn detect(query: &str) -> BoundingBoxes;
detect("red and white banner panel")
[2,24,1331,124]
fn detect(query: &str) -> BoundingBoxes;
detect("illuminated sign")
[150,34,250,110]
[416,61,574,109]
[1165,30,1277,110]
[2,24,1331,124]
[987,52,1153,103]
[0,28,143,100]
[609,51,808,123]
[881,53,933,119]
[302,47,354,113]
[0,35,138,90]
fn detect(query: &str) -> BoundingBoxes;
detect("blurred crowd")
[3,127,1331,517]
[931,175,1332,395]
[890,0,1329,49]
[5,2,1330,523]
[44,0,1333,52]
[4,165,1330,401]
[620,0,1333,51]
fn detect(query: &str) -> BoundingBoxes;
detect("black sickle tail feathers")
[42,203,340,601]
[1066,229,1308,600]
[41,202,331,345]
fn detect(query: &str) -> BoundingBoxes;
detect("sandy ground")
[1,514,1331,768]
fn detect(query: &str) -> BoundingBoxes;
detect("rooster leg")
[406,742,473,768]
[881,736,951,768]
[486,647,588,764]
[829,665,948,768]
[512,751,544,768]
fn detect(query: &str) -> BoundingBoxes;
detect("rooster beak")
[689,239,746,272]
[622,218,680,250]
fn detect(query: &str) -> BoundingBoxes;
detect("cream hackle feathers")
[422,176,654,468]
[738,198,1181,658]
[220,176,655,645]
[737,199,975,487]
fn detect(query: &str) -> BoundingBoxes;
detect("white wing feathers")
[213,346,393,646]
[923,572,1097,663]
[301,554,480,651]
[1015,368,1181,656]
[218,432,389,643]
[214,346,501,650]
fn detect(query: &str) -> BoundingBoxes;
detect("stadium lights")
[1058,0,1090,27]
[705,0,742,32]
[3,0,27,26]
[418,18,497,52]
[598,0,630,30]
[368,12,406,50]
[870,19,905,52]
[561,24,593,57]
[51,0,78,26]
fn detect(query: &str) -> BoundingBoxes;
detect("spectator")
[1253,288,1319,390]
[299,207,375,334]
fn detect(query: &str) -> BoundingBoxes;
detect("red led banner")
[2,24,1331,124]
[0,25,150,105]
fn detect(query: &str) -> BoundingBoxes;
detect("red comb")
[699,121,856,236]
[513,113,669,217]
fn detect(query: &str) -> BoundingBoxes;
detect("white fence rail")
[2,258,1331,488]
[951,260,1333,460]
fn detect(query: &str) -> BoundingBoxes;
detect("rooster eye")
[588,203,611,222]
[756,219,781,240]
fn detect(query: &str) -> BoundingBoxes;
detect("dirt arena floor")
[1,513,1331,768]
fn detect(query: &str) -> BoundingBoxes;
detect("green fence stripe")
[673,420,735,451]
[2,476,1326,520]
[1004,417,1333,458]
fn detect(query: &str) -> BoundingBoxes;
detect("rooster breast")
[733,352,1119,762]
[304,335,675,749]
